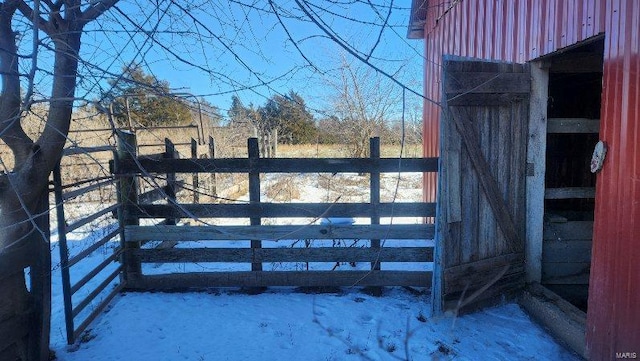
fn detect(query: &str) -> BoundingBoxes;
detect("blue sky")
[24,1,424,120]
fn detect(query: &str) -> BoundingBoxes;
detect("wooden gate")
[432,58,530,314]
[114,137,437,290]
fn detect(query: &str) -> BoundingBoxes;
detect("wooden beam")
[125,224,435,242]
[444,72,530,94]
[248,138,262,272]
[544,187,595,199]
[519,284,587,359]
[130,247,433,263]
[547,118,600,133]
[113,157,439,175]
[131,202,436,219]
[126,270,432,289]
[526,61,549,283]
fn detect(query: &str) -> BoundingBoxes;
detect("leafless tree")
[324,54,402,157]
[1,2,117,359]
[0,1,424,359]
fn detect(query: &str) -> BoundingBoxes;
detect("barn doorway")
[540,36,604,312]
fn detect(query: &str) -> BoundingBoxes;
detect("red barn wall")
[420,0,639,359]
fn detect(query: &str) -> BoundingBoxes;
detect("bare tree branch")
[81,0,119,25]
[15,0,49,32]
[0,1,34,166]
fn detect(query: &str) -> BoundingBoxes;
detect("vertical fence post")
[116,130,141,282]
[248,138,262,272]
[53,163,75,344]
[165,138,177,226]
[272,128,278,158]
[191,138,199,203]
[208,136,217,198]
[370,137,381,271]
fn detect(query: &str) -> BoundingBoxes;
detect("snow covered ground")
[49,173,581,360]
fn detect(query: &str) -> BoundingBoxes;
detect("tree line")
[103,66,422,153]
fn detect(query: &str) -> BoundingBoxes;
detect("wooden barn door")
[432,58,531,314]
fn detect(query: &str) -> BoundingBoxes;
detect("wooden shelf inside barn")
[546,118,600,134]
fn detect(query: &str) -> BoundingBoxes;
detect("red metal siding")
[589,0,640,358]
[420,0,639,358]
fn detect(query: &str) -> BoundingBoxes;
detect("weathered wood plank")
[444,72,530,94]
[248,138,262,272]
[444,271,525,312]
[113,157,439,175]
[132,202,436,219]
[544,187,596,199]
[444,253,524,281]
[116,130,142,280]
[125,224,435,242]
[444,263,525,295]
[526,62,550,283]
[127,270,432,289]
[547,118,600,133]
[62,145,115,156]
[131,247,433,263]
[447,108,522,253]
[446,93,528,106]
[478,105,495,260]
[519,283,587,359]
[542,240,592,263]
[543,221,594,241]
[445,111,462,223]
[370,137,381,271]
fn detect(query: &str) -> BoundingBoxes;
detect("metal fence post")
[53,163,75,344]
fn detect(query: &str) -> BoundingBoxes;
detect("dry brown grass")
[1,109,423,205]
[276,143,422,158]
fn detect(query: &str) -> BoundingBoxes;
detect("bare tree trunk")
[0,7,83,360]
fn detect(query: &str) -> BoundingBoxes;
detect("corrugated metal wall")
[420,0,639,358]
[589,0,640,357]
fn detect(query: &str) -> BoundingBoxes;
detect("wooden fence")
[113,135,438,290]
[52,132,193,345]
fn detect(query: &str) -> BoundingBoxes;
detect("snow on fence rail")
[113,134,439,290]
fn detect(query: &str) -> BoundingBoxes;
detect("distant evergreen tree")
[260,91,317,144]
[101,65,192,127]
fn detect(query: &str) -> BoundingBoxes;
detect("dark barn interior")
[542,38,604,311]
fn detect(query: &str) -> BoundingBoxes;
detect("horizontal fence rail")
[131,202,436,219]
[114,136,438,291]
[124,224,435,241]
[114,157,438,174]
[126,271,433,290]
